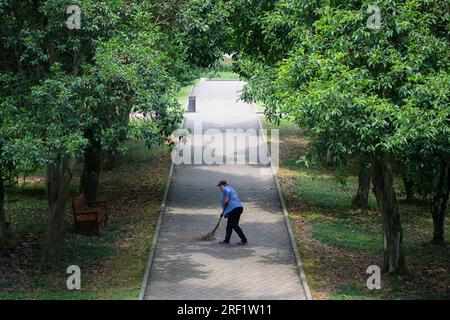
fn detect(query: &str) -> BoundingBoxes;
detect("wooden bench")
[72,194,108,235]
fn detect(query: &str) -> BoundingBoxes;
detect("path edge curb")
[138,83,196,300]
[256,107,313,301]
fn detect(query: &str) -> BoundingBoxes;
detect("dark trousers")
[225,207,247,243]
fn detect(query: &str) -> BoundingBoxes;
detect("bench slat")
[72,194,108,235]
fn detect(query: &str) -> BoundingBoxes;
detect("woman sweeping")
[217,180,248,245]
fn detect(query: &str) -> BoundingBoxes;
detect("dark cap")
[217,180,228,187]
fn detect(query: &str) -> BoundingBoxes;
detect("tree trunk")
[102,110,130,171]
[41,157,75,268]
[325,148,333,166]
[102,150,116,171]
[121,110,130,142]
[372,154,406,274]
[352,161,371,209]
[431,161,449,245]
[402,172,414,203]
[80,131,102,202]
[0,171,9,242]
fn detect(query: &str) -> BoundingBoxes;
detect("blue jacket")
[220,186,243,217]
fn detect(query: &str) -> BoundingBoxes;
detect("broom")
[192,214,223,241]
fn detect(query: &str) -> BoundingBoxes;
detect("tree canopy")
[0,0,228,265]
[0,0,448,274]
[227,0,449,273]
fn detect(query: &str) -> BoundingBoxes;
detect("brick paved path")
[143,80,308,300]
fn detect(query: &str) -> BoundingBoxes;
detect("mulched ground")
[0,141,170,299]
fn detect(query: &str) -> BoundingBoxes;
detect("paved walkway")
[142,80,308,300]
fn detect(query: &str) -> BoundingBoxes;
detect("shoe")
[218,240,229,245]
[237,241,248,246]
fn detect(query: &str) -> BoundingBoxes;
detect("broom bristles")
[190,216,222,241]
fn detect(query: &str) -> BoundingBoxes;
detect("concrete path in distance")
[142,80,308,300]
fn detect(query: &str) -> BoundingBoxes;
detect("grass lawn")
[262,118,450,300]
[177,80,200,107]
[0,82,195,300]
[205,71,241,80]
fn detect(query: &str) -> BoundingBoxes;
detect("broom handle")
[212,215,222,234]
